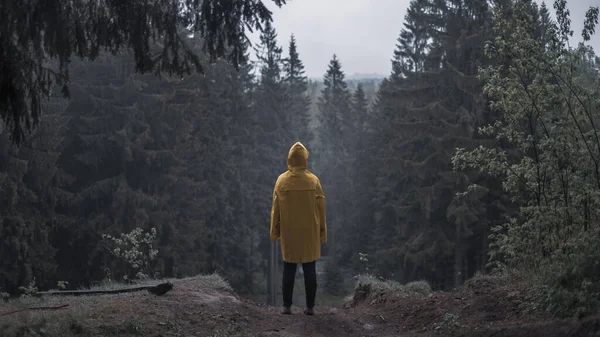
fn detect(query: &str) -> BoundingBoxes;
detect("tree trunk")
[247,231,254,294]
[454,224,464,288]
[267,241,277,305]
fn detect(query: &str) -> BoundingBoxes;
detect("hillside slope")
[0,275,598,337]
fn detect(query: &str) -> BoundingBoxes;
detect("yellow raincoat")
[270,142,327,263]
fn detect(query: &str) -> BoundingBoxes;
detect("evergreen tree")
[366,0,502,289]
[1,0,285,144]
[0,97,68,293]
[54,53,181,284]
[315,55,352,256]
[339,84,373,269]
[283,35,313,145]
[537,2,554,47]
[252,21,290,299]
[453,0,600,317]
[0,33,273,295]
[395,0,430,74]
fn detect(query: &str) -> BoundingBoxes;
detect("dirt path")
[0,276,424,337]
[246,304,412,337]
[1,275,599,337]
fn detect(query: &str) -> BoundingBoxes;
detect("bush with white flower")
[102,227,159,281]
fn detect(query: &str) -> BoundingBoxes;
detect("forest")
[1,0,600,320]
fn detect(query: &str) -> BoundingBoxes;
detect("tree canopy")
[0,0,285,144]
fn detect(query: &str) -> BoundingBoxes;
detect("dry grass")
[167,273,233,292]
[81,272,233,292]
[0,273,233,337]
[345,274,432,307]
[1,295,98,337]
[0,271,593,337]
[463,269,525,291]
[355,274,432,295]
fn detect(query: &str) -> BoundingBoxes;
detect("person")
[270,142,327,316]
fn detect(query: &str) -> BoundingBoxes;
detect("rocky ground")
[0,274,598,337]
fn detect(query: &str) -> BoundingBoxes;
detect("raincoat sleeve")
[270,184,280,241]
[316,179,327,244]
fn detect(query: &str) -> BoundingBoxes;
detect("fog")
[250,0,600,79]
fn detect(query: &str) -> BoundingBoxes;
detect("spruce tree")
[339,84,373,269]
[283,35,313,145]
[0,97,67,293]
[55,53,181,284]
[315,55,352,256]
[537,2,554,47]
[252,21,290,300]
[1,0,286,145]
[0,34,267,294]
[366,0,501,288]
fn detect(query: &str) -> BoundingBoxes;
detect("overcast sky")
[248,0,600,79]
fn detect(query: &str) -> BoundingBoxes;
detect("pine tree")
[0,33,276,294]
[366,0,501,289]
[315,55,352,256]
[394,0,430,74]
[283,35,312,145]
[0,96,68,294]
[252,21,290,300]
[339,84,373,269]
[537,2,554,47]
[54,53,182,284]
[1,0,285,144]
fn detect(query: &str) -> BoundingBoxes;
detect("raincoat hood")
[287,142,309,171]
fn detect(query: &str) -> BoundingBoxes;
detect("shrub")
[102,227,159,281]
[347,274,431,307]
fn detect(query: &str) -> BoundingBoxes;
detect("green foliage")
[102,227,159,281]
[453,0,600,317]
[314,55,353,257]
[353,274,432,297]
[359,0,497,289]
[0,32,266,294]
[0,0,285,144]
[18,279,38,297]
[348,274,432,307]
[0,104,65,294]
[358,252,370,274]
[530,229,600,318]
[56,281,68,290]
[283,35,313,144]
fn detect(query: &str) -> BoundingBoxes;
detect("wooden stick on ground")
[0,304,70,316]
[36,282,173,297]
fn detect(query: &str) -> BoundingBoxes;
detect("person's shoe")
[304,307,314,316]
[281,306,292,315]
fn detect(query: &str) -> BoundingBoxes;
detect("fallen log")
[37,282,173,297]
[0,304,70,316]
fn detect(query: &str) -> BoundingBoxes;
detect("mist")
[2,0,600,334]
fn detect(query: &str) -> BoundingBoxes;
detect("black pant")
[282,261,317,308]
